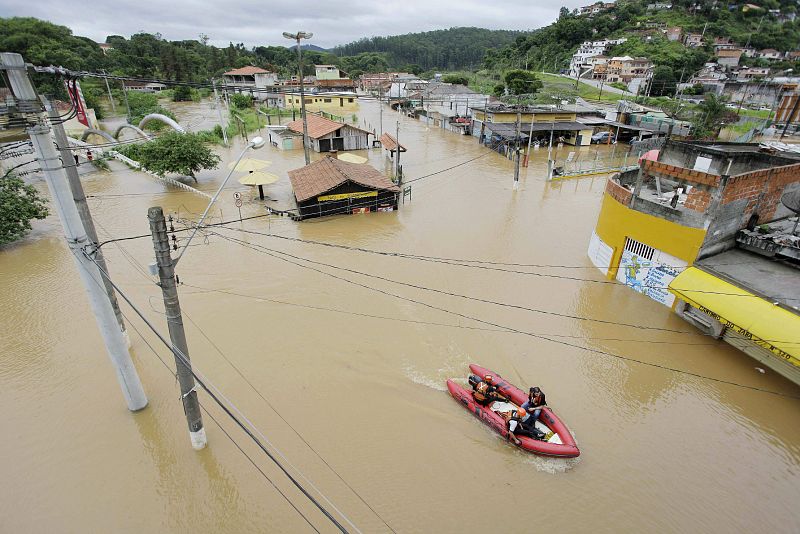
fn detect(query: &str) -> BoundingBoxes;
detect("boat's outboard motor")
[468,374,482,390]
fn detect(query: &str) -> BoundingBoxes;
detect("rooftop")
[285,114,369,139]
[288,157,400,202]
[223,66,272,76]
[698,248,800,312]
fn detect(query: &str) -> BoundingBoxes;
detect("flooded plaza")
[1,98,799,533]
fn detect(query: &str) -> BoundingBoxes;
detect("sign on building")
[587,231,614,276]
[615,237,686,307]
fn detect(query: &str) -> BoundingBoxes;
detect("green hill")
[332,27,526,71]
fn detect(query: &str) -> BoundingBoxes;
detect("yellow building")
[471,106,577,124]
[473,105,593,146]
[284,92,359,116]
[589,140,800,385]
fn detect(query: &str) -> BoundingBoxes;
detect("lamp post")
[283,31,313,165]
[173,136,266,266]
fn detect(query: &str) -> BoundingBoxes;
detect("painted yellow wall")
[284,94,359,115]
[594,192,707,281]
[472,110,576,123]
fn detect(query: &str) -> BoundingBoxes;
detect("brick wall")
[642,159,721,187]
[684,189,712,212]
[722,163,800,220]
[606,178,633,205]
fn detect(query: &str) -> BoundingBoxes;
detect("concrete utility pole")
[781,92,800,139]
[1,52,147,411]
[148,206,206,450]
[43,97,127,334]
[283,31,313,165]
[121,80,131,122]
[513,109,521,189]
[395,120,401,185]
[379,87,383,138]
[212,79,229,146]
[101,70,116,113]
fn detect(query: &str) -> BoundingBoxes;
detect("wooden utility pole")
[1,52,147,411]
[148,206,207,450]
[43,97,127,334]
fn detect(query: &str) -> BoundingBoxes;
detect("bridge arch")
[80,129,116,144]
[113,124,152,141]
[138,114,185,133]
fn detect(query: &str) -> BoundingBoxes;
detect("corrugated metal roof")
[288,157,400,202]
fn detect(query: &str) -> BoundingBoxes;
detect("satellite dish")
[781,190,800,214]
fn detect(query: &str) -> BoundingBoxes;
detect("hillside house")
[569,38,627,77]
[222,66,278,100]
[285,113,370,152]
[606,56,653,84]
[716,49,743,67]
[684,33,703,47]
[665,27,682,41]
[758,49,783,60]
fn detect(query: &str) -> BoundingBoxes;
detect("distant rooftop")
[223,66,272,76]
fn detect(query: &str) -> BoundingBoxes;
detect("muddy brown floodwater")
[1,98,799,533]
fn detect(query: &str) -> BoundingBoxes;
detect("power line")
[204,231,800,399]
[80,249,354,533]
[110,302,322,533]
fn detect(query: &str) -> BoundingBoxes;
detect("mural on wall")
[616,237,686,307]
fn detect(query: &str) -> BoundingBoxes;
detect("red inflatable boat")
[446,364,580,458]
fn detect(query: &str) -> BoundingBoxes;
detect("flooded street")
[1,98,799,533]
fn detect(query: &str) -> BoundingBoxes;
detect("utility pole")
[283,32,313,166]
[101,70,116,113]
[43,97,127,334]
[780,92,800,139]
[1,52,147,411]
[212,79,229,146]
[121,80,131,122]
[513,108,521,189]
[379,87,383,138]
[395,120,401,185]
[524,111,535,167]
[148,206,206,450]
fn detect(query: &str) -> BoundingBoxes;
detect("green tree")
[0,175,49,245]
[650,66,676,97]
[119,132,220,182]
[503,70,543,96]
[442,74,469,85]
[230,93,253,109]
[172,85,193,101]
[691,94,738,138]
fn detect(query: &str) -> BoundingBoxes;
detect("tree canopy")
[118,132,220,181]
[0,175,49,245]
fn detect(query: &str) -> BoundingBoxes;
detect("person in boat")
[505,407,545,445]
[521,386,547,422]
[472,374,506,407]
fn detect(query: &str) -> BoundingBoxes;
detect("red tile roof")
[288,157,400,202]
[223,66,272,76]
[379,133,406,152]
[286,113,370,138]
[286,114,345,138]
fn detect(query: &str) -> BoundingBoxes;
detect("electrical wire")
[204,231,800,399]
[81,250,354,533]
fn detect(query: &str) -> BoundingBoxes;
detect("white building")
[569,38,627,78]
[222,66,279,101]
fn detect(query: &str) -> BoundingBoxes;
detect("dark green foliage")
[332,27,524,70]
[503,70,543,96]
[442,74,469,85]
[493,83,506,97]
[0,175,49,245]
[650,66,677,97]
[172,85,193,101]
[335,52,390,78]
[123,91,176,130]
[691,94,739,138]
[230,93,253,109]
[117,132,220,180]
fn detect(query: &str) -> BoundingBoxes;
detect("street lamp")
[283,31,313,165]
[173,136,266,266]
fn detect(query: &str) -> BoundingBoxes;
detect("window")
[623,237,655,261]
[348,98,354,103]
[324,98,332,103]
[305,98,312,103]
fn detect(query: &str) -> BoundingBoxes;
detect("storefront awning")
[669,267,800,366]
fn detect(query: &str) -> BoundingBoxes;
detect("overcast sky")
[1,0,587,49]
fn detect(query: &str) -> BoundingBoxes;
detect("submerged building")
[589,141,800,384]
[288,156,400,220]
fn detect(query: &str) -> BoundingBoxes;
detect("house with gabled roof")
[288,156,399,219]
[285,113,371,152]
